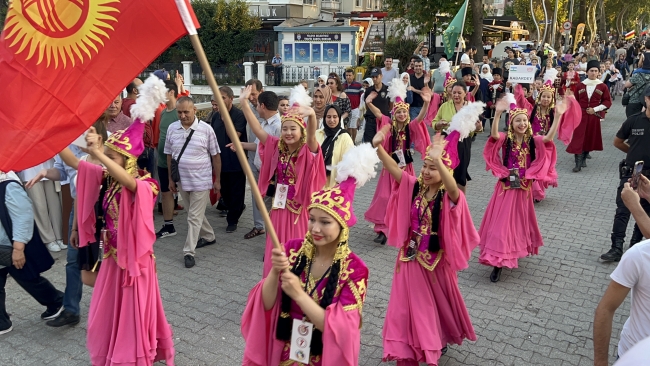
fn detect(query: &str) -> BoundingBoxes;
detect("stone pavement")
[0,100,636,366]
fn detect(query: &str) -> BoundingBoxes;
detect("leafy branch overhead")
[155,0,261,65]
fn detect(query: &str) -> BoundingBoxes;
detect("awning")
[483,25,529,35]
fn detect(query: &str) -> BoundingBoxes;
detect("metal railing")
[280,65,350,84]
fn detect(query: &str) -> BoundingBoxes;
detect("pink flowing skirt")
[262,207,309,277]
[383,257,476,366]
[478,182,544,268]
[365,165,415,233]
[87,257,175,366]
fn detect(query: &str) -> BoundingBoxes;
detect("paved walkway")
[1,100,635,365]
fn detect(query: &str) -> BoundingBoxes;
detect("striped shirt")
[343,81,363,109]
[164,117,220,192]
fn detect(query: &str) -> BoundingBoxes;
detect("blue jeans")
[63,208,82,316]
[409,106,422,121]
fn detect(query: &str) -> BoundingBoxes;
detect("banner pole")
[188,34,282,252]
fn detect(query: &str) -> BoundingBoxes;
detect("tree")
[1,0,9,29]
[154,0,260,65]
[384,0,484,59]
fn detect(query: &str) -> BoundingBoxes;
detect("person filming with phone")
[600,85,650,262]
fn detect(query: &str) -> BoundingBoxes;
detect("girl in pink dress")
[241,144,378,366]
[514,71,581,202]
[377,102,484,365]
[241,85,327,277]
[75,77,175,365]
[364,78,432,244]
[479,94,567,282]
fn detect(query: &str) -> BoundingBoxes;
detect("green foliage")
[384,0,471,35]
[384,36,421,70]
[1,0,9,29]
[154,0,261,66]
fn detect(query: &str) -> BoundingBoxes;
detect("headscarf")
[320,105,348,171]
[313,86,332,121]
[480,65,493,82]
[400,72,410,86]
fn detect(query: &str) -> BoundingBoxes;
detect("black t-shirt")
[362,84,390,143]
[409,73,425,108]
[502,58,518,80]
[210,106,248,172]
[616,113,650,167]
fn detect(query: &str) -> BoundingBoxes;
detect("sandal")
[244,228,265,239]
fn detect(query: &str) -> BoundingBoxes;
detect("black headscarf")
[321,105,348,171]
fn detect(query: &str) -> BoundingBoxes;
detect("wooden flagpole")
[188,34,282,252]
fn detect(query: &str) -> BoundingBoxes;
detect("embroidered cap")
[308,144,380,231]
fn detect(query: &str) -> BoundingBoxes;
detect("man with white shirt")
[164,97,221,269]
[594,173,650,365]
[381,57,398,85]
[566,60,612,172]
[239,90,281,239]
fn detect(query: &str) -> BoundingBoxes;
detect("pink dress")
[382,172,479,366]
[76,161,174,366]
[241,238,368,366]
[478,134,557,268]
[364,115,430,233]
[258,136,326,277]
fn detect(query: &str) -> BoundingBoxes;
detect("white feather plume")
[130,76,167,122]
[387,78,407,103]
[503,92,516,106]
[543,68,558,84]
[447,101,486,141]
[289,84,312,108]
[335,143,381,188]
[438,60,450,75]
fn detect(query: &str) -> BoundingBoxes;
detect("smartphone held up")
[631,161,644,190]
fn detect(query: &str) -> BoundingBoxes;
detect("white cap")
[460,54,471,64]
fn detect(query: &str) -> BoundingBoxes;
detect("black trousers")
[221,171,247,226]
[611,177,650,243]
[274,67,282,86]
[0,266,63,330]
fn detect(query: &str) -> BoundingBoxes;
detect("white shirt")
[610,240,650,357]
[582,79,608,112]
[17,159,55,182]
[614,336,650,365]
[254,112,282,170]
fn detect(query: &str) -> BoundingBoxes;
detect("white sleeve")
[610,246,642,289]
[593,105,607,112]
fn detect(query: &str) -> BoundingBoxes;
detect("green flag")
[443,0,468,59]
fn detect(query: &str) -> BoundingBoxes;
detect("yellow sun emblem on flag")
[3,0,120,68]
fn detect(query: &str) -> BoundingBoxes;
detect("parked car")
[491,41,557,60]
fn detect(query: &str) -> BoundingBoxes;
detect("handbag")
[0,245,11,267]
[170,129,195,183]
[622,90,630,106]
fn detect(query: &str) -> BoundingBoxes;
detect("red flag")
[0,0,199,171]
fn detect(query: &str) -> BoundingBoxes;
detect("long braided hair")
[276,235,346,355]
[411,181,444,252]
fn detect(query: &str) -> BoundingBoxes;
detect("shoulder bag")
[170,129,195,183]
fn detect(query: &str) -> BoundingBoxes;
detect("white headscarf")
[480,65,493,82]
[400,72,410,87]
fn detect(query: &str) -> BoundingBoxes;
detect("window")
[356,0,362,6]
[303,0,314,4]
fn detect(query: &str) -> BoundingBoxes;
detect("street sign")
[562,21,572,31]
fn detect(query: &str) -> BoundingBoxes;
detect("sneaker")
[41,305,64,320]
[56,240,67,250]
[196,238,217,248]
[184,254,195,268]
[156,224,177,239]
[46,242,61,252]
[46,310,80,327]
[0,325,13,335]
[226,224,238,233]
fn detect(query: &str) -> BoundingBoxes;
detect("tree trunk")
[531,0,541,43]
[598,0,607,41]
[469,0,484,59]
[579,0,587,24]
